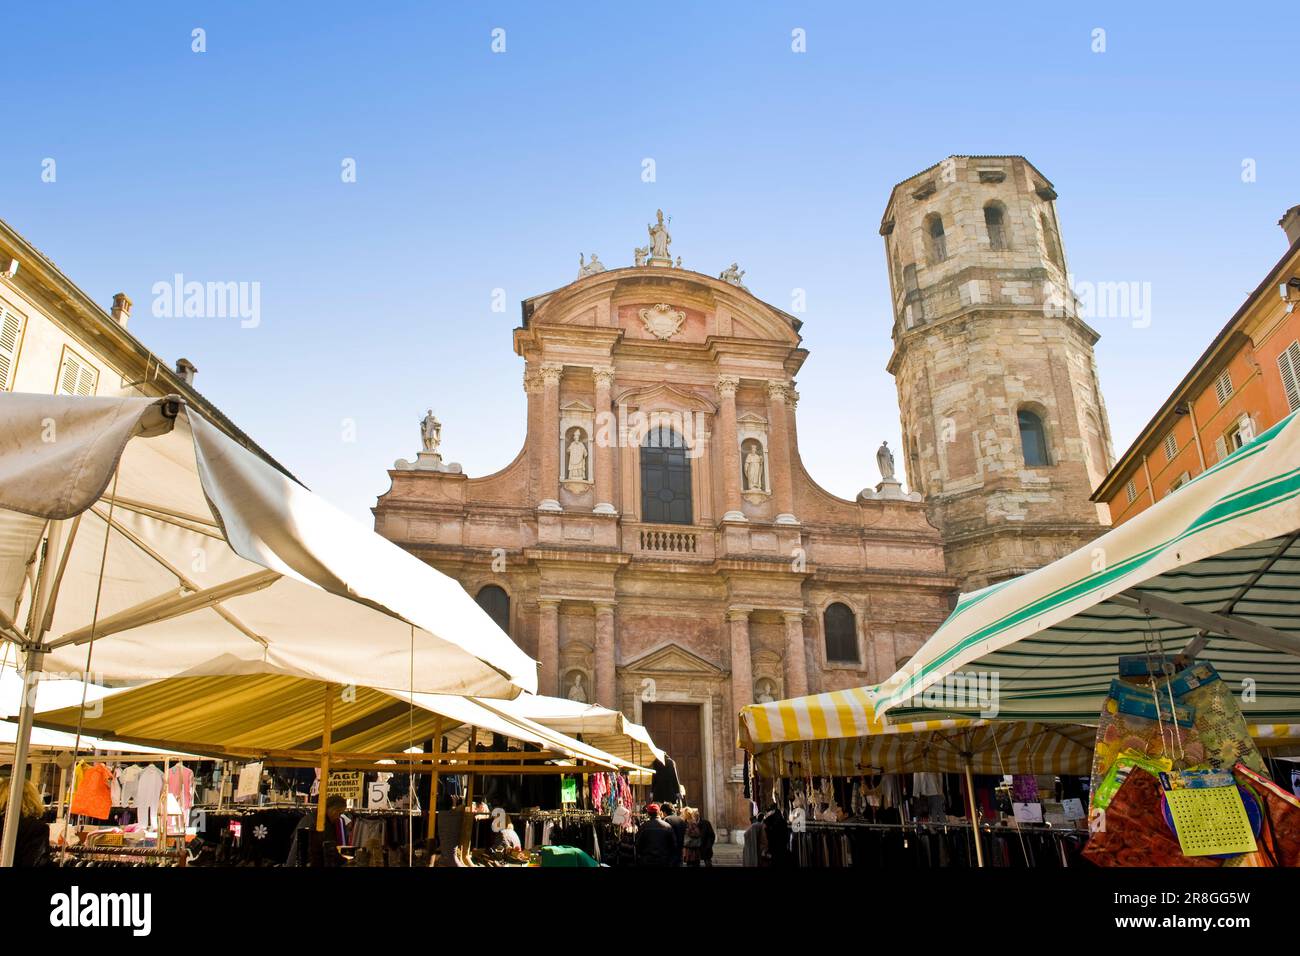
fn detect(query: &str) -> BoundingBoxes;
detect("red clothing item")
[70,763,113,820]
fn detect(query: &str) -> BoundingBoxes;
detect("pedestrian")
[0,776,50,867]
[682,807,702,866]
[662,801,686,865]
[697,811,716,867]
[634,803,677,867]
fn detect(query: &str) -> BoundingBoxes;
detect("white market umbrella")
[0,392,537,864]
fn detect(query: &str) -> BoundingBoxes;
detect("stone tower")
[881,155,1114,594]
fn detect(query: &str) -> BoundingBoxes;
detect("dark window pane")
[1018,410,1050,467]
[475,585,510,635]
[641,432,693,525]
[823,602,858,663]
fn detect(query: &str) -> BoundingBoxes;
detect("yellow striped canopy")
[739,685,885,748]
[751,720,1096,777]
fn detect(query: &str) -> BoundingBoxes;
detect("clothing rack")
[803,819,1088,835]
[58,844,187,867]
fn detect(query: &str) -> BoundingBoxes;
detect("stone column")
[717,375,745,522]
[537,599,561,697]
[538,363,563,511]
[728,607,754,717]
[592,366,617,515]
[782,610,809,698]
[766,380,798,524]
[593,601,617,710]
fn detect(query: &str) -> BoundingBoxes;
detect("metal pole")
[315,683,335,832]
[963,754,985,868]
[1,647,44,867]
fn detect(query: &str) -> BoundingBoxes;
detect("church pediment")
[622,643,722,676]
[615,382,716,415]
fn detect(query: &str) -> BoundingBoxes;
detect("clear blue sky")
[2,2,1296,521]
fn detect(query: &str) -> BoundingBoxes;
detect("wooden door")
[642,702,704,813]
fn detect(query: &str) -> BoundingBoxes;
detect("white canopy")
[482,694,666,765]
[0,392,537,697]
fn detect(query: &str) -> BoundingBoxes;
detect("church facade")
[373,157,1113,831]
[373,212,956,831]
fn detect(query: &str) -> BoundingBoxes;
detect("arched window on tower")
[475,585,510,636]
[984,202,1008,251]
[1018,409,1050,467]
[924,214,947,264]
[823,602,858,664]
[640,427,692,524]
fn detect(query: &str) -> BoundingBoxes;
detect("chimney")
[110,292,132,327]
[174,357,197,386]
[1281,206,1300,247]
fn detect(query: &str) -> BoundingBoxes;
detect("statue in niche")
[647,209,671,260]
[420,409,441,454]
[566,428,589,481]
[755,678,777,704]
[566,672,588,703]
[633,246,649,267]
[742,440,765,492]
[876,440,896,481]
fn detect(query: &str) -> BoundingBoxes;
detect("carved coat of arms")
[639,303,686,340]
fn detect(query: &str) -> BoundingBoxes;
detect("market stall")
[741,411,1300,867]
[0,392,539,865]
[29,674,655,866]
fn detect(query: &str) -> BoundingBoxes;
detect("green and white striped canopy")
[872,412,1300,725]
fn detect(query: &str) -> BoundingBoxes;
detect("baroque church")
[373,155,1112,831]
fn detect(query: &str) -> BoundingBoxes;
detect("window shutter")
[1280,342,1300,413]
[1214,369,1233,406]
[1125,479,1137,503]
[57,350,99,397]
[1214,435,1228,461]
[0,306,23,390]
[1163,432,1178,462]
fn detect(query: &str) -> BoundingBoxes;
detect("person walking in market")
[682,807,702,866]
[661,801,686,866]
[0,776,50,868]
[696,810,717,867]
[634,803,677,867]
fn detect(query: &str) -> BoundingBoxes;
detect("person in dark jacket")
[661,802,686,865]
[697,813,717,867]
[634,803,677,867]
[0,777,50,867]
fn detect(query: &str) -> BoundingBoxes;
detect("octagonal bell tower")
[882,155,1114,593]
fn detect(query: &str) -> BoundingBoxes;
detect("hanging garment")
[69,762,113,820]
[135,764,166,828]
[117,764,142,806]
[167,764,195,815]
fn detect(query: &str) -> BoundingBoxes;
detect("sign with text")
[328,771,363,800]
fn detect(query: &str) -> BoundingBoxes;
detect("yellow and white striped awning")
[751,720,1096,777]
[739,686,885,748]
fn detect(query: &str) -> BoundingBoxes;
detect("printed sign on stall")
[327,771,363,800]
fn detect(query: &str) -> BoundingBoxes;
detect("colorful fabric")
[69,762,113,820]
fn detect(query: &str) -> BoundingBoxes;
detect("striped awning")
[751,720,1095,777]
[871,411,1300,724]
[749,720,1300,777]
